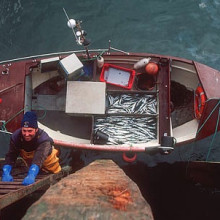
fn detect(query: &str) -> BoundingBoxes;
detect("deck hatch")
[65,81,106,115]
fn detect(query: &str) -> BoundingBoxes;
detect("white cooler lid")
[65,81,106,114]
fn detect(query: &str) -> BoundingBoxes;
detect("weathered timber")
[0,165,71,210]
[23,160,154,220]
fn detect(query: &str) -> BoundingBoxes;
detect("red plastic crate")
[100,63,135,89]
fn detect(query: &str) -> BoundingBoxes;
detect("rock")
[23,160,153,220]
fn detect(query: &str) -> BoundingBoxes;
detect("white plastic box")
[59,53,83,79]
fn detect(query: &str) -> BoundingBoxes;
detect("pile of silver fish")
[106,94,157,115]
[94,94,157,144]
[94,116,157,144]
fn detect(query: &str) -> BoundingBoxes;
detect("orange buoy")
[194,86,206,119]
[122,152,137,163]
[145,62,159,75]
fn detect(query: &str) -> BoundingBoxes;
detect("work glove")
[2,164,13,182]
[22,164,39,186]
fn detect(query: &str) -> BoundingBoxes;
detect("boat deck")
[0,163,71,210]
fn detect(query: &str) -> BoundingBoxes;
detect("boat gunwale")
[0,48,196,66]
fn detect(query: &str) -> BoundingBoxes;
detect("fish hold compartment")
[93,116,157,145]
[92,92,158,144]
[106,93,157,115]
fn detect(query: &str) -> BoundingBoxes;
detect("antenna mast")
[63,8,90,58]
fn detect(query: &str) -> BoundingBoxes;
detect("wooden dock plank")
[0,166,71,210]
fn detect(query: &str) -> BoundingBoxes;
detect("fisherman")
[1,111,61,185]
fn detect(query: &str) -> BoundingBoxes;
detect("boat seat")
[40,57,60,73]
[172,119,198,142]
[158,58,172,138]
[65,81,106,115]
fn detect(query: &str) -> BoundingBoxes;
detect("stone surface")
[23,160,153,220]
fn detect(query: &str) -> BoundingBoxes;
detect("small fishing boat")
[1,11,220,164]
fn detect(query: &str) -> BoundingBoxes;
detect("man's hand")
[22,164,39,186]
[2,164,13,182]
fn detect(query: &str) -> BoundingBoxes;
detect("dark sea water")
[1,0,220,219]
[1,0,220,69]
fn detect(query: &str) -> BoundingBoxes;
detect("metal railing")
[0,47,130,65]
